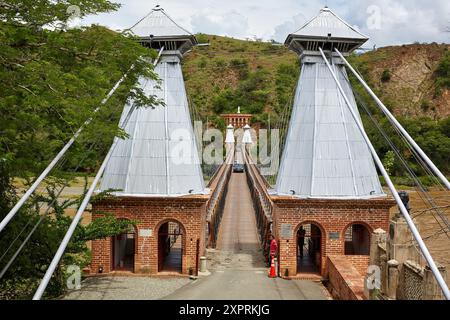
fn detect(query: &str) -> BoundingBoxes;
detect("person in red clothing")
[269,235,278,260]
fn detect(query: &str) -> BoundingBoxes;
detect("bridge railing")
[242,147,273,256]
[205,149,234,248]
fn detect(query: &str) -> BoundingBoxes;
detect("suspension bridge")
[0,6,449,301]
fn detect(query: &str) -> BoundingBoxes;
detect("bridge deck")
[216,172,260,252]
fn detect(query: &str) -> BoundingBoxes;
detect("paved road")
[63,276,191,300]
[164,172,329,300]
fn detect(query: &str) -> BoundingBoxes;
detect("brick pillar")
[279,238,296,278]
[91,237,112,274]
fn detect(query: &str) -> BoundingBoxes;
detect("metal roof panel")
[290,7,368,40]
[275,61,384,199]
[100,55,205,196]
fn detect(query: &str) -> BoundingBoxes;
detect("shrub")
[214,58,227,68]
[196,33,209,44]
[198,57,207,69]
[435,51,450,95]
[381,69,392,82]
[230,58,249,79]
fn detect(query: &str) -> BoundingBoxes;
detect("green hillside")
[182,34,299,129]
[182,35,450,176]
[347,43,450,119]
[182,35,449,128]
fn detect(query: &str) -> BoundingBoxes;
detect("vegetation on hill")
[183,37,449,126]
[435,50,450,94]
[183,36,449,177]
[347,43,450,119]
[182,34,299,129]
[346,45,450,179]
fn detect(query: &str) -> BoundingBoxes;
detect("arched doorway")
[158,220,184,273]
[344,223,371,255]
[296,223,322,274]
[112,224,136,272]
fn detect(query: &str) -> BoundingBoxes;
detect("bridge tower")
[90,8,209,276]
[273,7,396,278]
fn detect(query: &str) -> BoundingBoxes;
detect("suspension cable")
[0,139,104,278]
[32,97,140,300]
[319,47,450,300]
[0,63,137,234]
[335,48,450,190]
[349,74,450,239]
[346,62,444,189]
[31,54,162,299]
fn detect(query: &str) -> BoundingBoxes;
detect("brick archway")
[111,219,137,272]
[294,221,326,275]
[342,221,372,256]
[156,219,186,274]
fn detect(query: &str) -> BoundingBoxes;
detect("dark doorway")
[158,221,184,273]
[344,224,370,255]
[297,223,322,274]
[112,225,135,272]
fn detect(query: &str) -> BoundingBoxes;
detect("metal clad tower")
[276,7,384,199]
[100,8,205,196]
[242,124,253,144]
[225,124,235,144]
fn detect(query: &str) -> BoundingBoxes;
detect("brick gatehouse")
[271,197,395,278]
[271,7,398,279]
[91,196,208,275]
[89,9,208,277]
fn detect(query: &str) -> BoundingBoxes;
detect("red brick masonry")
[270,197,396,277]
[91,195,209,275]
[326,255,366,300]
[346,255,370,276]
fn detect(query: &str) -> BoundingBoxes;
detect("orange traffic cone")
[268,256,276,278]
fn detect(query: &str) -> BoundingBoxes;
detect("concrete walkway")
[163,266,329,300]
[63,276,191,300]
[164,172,330,300]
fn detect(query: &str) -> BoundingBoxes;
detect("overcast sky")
[81,0,450,48]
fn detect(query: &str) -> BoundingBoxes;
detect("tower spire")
[276,7,382,198]
[100,8,205,196]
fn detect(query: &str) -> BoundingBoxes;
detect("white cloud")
[80,0,450,47]
[272,13,308,42]
[336,0,450,46]
[190,10,250,38]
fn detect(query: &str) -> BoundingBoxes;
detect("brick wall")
[271,197,395,277]
[347,255,370,276]
[90,196,208,275]
[326,255,365,300]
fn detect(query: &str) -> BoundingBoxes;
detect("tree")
[382,151,395,176]
[381,69,391,82]
[0,1,159,178]
[0,0,160,299]
[0,177,137,299]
